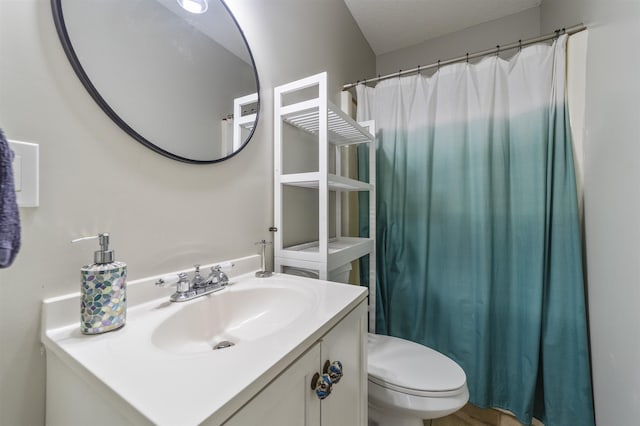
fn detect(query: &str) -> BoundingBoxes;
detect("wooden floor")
[426,404,544,426]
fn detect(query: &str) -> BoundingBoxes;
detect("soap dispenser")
[71,233,127,334]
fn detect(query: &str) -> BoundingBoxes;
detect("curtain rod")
[342,23,586,91]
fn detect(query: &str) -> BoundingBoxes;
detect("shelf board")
[281,100,374,146]
[237,113,257,129]
[277,237,374,269]
[280,172,372,191]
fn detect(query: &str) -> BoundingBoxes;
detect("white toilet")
[367,333,469,426]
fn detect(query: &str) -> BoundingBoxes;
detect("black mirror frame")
[50,0,260,164]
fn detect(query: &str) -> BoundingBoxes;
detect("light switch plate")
[8,140,39,207]
[13,153,22,192]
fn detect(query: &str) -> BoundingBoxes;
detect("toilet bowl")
[367,333,469,426]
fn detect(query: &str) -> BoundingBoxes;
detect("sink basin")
[151,285,313,355]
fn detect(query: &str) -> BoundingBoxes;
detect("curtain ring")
[466,53,469,63]
[518,39,522,52]
[398,69,402,79]
[496,45,500,57]
[437,60,441,70]
[417,65,421,75]
[555,29,560,39]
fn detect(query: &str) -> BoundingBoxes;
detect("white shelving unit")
[274,72,376,330]
[232,92,258,151]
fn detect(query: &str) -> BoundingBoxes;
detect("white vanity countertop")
[41,256,367,426]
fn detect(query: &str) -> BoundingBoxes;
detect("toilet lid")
[367,333,467,396]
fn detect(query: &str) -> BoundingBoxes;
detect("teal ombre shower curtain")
[357,35,594,426]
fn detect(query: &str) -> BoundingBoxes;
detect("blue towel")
[0,129,21,268]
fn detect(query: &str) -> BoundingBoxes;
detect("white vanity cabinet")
[42,263,368,426]
[222,300,367,426]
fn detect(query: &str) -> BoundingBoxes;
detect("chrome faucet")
[192,264,206,289]
[155,263,233,302]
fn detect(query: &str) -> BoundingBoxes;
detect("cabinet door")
[320,302,368,426]
[223,343,321,426]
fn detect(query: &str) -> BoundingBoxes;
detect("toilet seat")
[367,333,467,397]
[367,333,469,423]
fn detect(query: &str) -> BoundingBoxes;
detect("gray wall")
[541,0,640,425]
[0,0,374,424]
[376,7,541,77]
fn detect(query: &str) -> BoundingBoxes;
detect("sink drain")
[213,340,235,350]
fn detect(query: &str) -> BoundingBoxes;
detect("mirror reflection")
[53,0,260,163]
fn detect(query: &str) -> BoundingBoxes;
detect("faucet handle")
[156,272,190,293]
[213,262,235,271]
[210,262,234,275]
[155,274,179,287]
[209,262,233,286]
[176,272,191,293]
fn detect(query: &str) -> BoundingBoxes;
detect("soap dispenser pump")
[71,233,127,334]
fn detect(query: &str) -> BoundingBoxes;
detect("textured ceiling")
[343,0,542,55]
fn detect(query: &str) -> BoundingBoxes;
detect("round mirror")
[51,0,260,164]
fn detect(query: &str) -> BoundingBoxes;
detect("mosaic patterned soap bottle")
[71,233,127,334]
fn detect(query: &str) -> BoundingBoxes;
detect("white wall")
[0,0,374,424]
[376,7,540,77]
[540,0,640,424]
